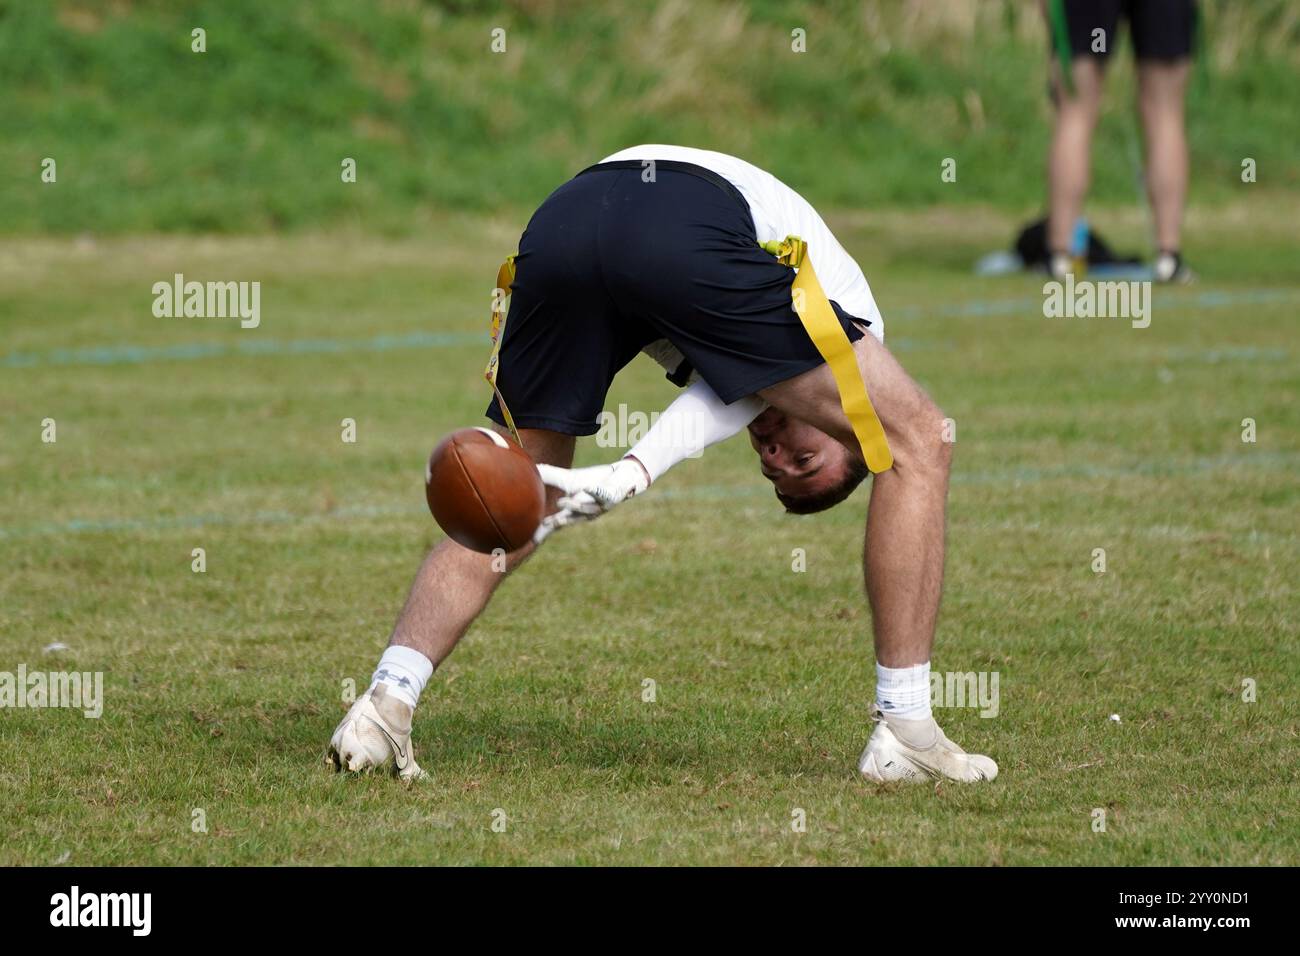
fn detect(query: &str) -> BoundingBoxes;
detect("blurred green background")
[3,0,1297,235]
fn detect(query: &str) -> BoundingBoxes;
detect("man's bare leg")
[759,335,995,781]
[389,427,575,668]
[327,427,573,776]
[1137,59,1191,256]
[1047,57,1106,260]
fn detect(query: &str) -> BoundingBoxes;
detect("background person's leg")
[1047,56,1106,258]
[1136,59,1191,256]
[388,427,574,670]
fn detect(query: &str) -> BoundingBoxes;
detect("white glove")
[533,457,650,544]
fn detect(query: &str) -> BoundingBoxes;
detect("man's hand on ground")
[534,457,651,544]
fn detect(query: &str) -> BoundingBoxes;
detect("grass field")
[1,198,1297,866]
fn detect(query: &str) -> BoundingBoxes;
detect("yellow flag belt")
[484,255,520,443]
[486,237,893,473]
[758,236,893,473]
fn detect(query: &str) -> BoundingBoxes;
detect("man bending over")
[327,145,997,785]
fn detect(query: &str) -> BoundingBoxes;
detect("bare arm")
[757,332,951,668]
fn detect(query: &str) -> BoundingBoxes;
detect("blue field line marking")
[2,451,1295,540]
[953,449,1300,485]
[1,331,483,369]
[5,287,1297,370]
[0,502,423,539]
[889,286,1300,319]
[1158,345,1290,363]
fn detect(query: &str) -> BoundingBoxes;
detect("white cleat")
[858,710,998,784]
[326,683,427,781]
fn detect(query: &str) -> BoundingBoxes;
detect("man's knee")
[499,427,575,468]
[428,425,573,575]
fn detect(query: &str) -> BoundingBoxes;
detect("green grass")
[2,0,1298,233]
[1,197,1297,865]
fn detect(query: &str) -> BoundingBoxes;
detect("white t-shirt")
[600,144,884,343]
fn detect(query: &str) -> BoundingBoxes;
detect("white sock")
[875,661,932,721]
[370,645,433,709]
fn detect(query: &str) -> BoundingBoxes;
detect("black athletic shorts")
[484,160,867,436]
[1055,0,1198,61]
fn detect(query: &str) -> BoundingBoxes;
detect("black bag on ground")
[1013,217,1142,268]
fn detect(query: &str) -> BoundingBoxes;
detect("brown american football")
[425,427,546,553]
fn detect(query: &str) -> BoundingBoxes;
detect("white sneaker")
[858,710,997,783]
[1154,251,1194,284]
[326,683,427,781]
[1048,251,1074,281]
